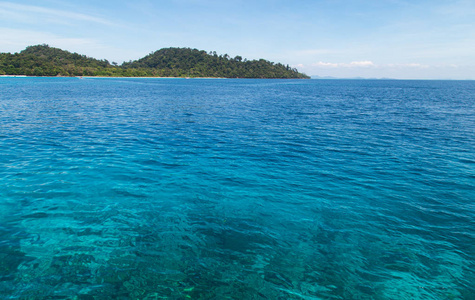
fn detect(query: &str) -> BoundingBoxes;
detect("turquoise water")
[0,77,474,299]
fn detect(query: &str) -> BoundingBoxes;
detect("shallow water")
[0,78,474,299]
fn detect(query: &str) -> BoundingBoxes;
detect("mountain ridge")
[0,44,309,79]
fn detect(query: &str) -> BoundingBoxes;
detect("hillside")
[0,45,309,79]
[0,45,112,76]
[122,47,309,78]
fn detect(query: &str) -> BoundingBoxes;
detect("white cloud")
[0,27,144,63]
[312,61,340,68]
[310,61,375,68]
[0,2,115,26]
[0,28,119,60]
[349,61,374,67]
[307,61,434,69]
[293,60,473,79]
[0,28,95,49]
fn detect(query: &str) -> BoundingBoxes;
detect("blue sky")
[1,0,474,79]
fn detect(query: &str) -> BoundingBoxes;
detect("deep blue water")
[0,77,474,299]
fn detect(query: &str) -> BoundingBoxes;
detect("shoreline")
[80,77,472,81]
[0,75,226,79]
[0,75,309,81]
[80,76,228,79]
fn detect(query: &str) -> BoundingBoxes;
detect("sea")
[0,77,474,299]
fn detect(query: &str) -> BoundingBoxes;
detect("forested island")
[0,45,309,79]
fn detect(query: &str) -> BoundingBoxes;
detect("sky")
[1,0,474,79]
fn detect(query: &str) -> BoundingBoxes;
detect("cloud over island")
[0,2,115,26]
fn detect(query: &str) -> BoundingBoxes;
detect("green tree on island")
[0,44,310,79]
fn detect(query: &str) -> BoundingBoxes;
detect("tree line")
[0,45,309,79]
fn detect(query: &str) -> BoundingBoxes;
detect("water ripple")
[0,78,474,299]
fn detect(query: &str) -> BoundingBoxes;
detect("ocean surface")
[0,77,474,299]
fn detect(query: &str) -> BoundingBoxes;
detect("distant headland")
[0,45,309,79]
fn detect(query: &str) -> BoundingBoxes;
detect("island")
[0,45,309,79]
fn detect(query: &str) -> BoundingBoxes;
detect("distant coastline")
[0,44,310,79]
[310,75,475,81]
